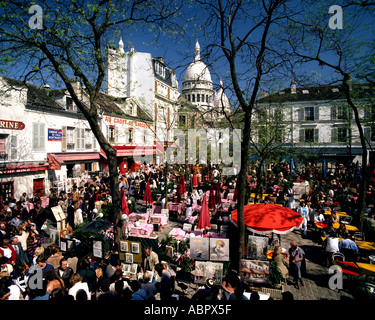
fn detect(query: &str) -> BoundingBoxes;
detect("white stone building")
[107,39,180,158]
[254,82,375,167]
[0,75,156,200]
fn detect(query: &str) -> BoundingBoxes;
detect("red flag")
[192,170,198,187]
[143,180,153,206]
[121,187,130,216]
[208,184,216,210]
[197,195,211,229]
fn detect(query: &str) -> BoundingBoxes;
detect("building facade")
[0,75,156,200]
[254,82,375,168]
[107,39,180,157]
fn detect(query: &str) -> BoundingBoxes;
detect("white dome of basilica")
[183,40,212,83]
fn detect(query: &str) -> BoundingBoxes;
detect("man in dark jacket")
[55,258,74,289]
[77,257,97,299]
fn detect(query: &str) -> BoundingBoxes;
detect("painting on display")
[93,240,103,258]
[193,261,223,285]
[240,259,270,284]
[120,241,128,252]
[165,246,173,258]
[125,253,133,264]
[190,238,210,260]
[247,235,268,260]
[209,238,229,261]
[49,229,60,246]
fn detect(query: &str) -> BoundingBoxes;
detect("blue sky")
[2,1,374,100]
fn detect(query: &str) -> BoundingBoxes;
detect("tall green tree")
[278,0,375,231]
[193,0,291,270]
[0,0,182,235]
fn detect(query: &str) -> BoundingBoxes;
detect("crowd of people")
[0,159,374,301]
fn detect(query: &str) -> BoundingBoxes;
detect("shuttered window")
[9,135,17,160]
[32,122,45,151]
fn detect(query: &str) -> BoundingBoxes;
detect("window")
[332,106,349,120]
[0,135,7,160]
[85,129,93,149]
[9,136,17,160]
[76,128,85,150]
[305,107,314,121]
[108,125,116,143]
[128,104,133,116]
[179,115,186,127]
[0,182,14,201]
[299,106,318,121]
[192,94,195,102]
[305,129,314,142]
[32,122,45,151]
[66,97,74,111]
[197,94,200,102]
[337,128,348,142]
[67,127,75,150]
[128,128,133,143]
[332,127,350,143]
[187,95,191,102]
[299,128,318,143]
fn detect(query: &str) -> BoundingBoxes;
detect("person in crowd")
[78,257,97,300]
[55,258,74,289]
[322,230,340,267]
[140,272,157,300]
[297,201,310,237]
[35,253,55,275]
[154,262,175,301]
[68,273,91,300]
[143,246,159,274]
[339,233,359,262]
[272,246,289,285]
[288,241,305,289]
[46,245,64,269]
[26,230,44,263]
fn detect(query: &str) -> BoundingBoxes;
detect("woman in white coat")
[68,273,91,300]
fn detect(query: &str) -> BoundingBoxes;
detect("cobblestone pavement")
[156,214,357,301]
[44,205,361,301]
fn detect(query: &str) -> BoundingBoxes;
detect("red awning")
[54,153,100,162]
[0,163,48,175]
[48,154,63,170]
[114,146,156,157]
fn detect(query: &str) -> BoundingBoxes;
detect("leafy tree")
[0,0,182,238]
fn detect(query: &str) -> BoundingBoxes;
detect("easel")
[51,205,67,237]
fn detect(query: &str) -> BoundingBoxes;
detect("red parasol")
[192,170,198,188]
[197,194,211,230]
[143,180,153,206]
[230,203,303,235]
[208,184,216,210]
[215,183,221,204]
[180,175,187,194]
[121,187,130,216]
[233,181,238,201]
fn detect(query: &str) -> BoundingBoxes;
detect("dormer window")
[66,97,75,111]
[155,61,165,78]
[128,103,133,116]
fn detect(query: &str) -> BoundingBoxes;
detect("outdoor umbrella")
[180,175,187,194]
[81,220,113,233]
[230,203,303,235]
[192,170,198,188]
[143,180,153,206]
[208,184,216,210]
[215,183,221,204]
[233,180,239,201]
[121,187,130,216]
[197,194,211,230]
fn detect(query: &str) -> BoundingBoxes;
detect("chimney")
[291,81,297,94]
